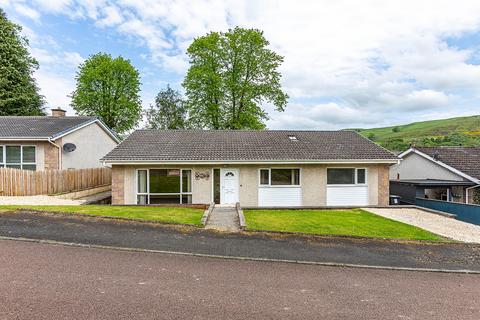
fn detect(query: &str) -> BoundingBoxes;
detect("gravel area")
[364,207,480,244]
[0,195,83,206]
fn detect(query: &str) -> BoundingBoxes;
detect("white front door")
[220,168,239,204]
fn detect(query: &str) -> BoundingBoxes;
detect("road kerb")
[0,235,478,274]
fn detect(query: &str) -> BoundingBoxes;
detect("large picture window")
[0,145,36,170]
[259,168,300,186]
[327,168,366,185]
[136,169,192,205]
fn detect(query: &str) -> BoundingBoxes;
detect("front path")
[0,210,479,271]
[364,207,480,243]
[1,240,479,320]
[205,205,240,232]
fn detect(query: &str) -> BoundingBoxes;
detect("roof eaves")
[101,158,400,164]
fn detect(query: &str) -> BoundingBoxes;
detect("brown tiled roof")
[415,146,480,180]
[0,116,95,139]
[102,130,398,162]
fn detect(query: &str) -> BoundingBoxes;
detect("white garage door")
[326,185,369,206]
[258,187,302,206]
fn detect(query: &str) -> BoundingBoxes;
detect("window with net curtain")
[137,169,192,205]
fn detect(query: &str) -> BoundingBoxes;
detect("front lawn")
[0,205,205,226]
[244,209,443,241]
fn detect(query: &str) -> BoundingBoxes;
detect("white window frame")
[0,145,36,170]
[326,167,368,186]
[258,168,301,188]
[135,168,193,205]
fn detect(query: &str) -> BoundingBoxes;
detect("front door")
[220,168,239,204]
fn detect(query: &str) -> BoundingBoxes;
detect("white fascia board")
[0,137,49,141]
[397,148,414,158]
[411,148,480,184]
[51,119,120,143]
[103,159,400,165]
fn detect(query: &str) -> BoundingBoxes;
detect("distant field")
[352,115,480,152]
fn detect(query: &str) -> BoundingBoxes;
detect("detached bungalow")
[103,130,397,207]
[0,109,119,171]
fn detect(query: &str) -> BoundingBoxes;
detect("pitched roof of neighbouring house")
[0,116,119,142]
[415,146,480,180]
[102,130,398,163]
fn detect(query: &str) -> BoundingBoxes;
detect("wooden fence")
[0,167,112,196]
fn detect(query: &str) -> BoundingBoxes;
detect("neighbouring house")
[390,146,480,204]
[102,130,398,207]
[0,109,119,171]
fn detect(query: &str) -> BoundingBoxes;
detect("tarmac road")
[0,240,479,320]
[0,210,479,271]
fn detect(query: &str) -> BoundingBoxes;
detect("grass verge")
[0,205,204,226]
[244,209,444,241]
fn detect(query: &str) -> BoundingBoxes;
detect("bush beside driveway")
[243,209,444,241]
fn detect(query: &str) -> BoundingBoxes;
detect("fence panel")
[0,167,111,196]
[415,197,480,226]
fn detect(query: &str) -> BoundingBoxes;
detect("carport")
[390,179,475,204]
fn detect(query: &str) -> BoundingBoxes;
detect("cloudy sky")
[2,0,480,129]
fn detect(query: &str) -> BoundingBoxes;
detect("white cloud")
[7,0,480,127]
[96,5,123,27]
[13,3,40,22]
[34,69,76,114]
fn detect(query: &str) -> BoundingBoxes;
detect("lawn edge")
[242,227,453,244]
[2,208,204,228]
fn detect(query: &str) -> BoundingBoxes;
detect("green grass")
[0,205,205,226]
[244,209,443,240]
[352,115,480,151]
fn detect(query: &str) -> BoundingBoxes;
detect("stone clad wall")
[111,165,125,205]
[378,164,390,206]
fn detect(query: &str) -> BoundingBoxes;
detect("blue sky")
[2,0,480,130]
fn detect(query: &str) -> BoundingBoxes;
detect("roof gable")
[401,147,480,182]
[102,130,398,163]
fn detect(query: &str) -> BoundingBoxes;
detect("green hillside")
[353,115,480,152]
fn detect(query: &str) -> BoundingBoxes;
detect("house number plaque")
[195,171,210,180]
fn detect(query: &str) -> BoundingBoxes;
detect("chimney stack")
[51,108,66,117]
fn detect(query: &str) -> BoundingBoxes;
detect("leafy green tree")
[71,53,142,134]
[392,126,400,133]
[367,133,376,141]
[183,27,289,129]
[145,86,187,129]
[0,9,44,115]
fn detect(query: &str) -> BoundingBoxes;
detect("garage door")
[326,185,368,206]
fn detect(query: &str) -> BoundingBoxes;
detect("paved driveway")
[0,210,479,271]
[0,240,479,320]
